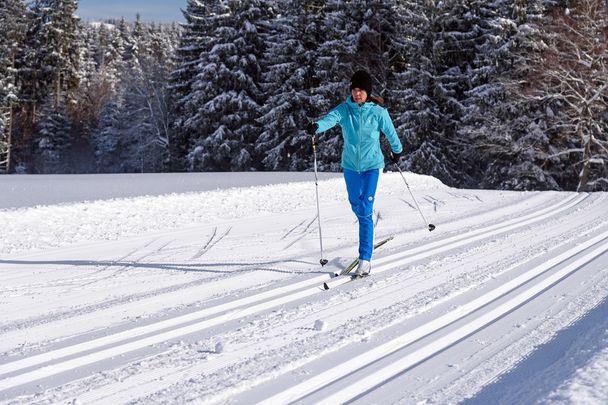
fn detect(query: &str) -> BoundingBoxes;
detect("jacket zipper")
[358,105,362,173]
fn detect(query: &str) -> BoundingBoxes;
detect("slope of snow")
[0,172,607,404]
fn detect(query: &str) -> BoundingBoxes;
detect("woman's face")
[351,88,368,104]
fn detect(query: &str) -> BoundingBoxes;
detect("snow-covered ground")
[0,172,607,404]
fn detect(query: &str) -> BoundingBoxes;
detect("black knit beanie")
[350,70,373,95]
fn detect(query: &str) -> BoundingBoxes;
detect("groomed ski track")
[1,175,607,404]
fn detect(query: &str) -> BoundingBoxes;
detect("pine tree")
[85,18,180,173]
[123,21,173,172]
[169,0,226,171]
[254,0,327,171]
[462,0,553,190]
[33,100,73,173]
[447,0,528,187]
[389,0,523,187]
[185,0,274,171]
[34,0,81,108]
[15,0,82,173]
[91,98,124,171]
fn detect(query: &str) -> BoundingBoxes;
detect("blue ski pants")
[343,168,380,261]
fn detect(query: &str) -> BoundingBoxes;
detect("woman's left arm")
[379,108,403,154]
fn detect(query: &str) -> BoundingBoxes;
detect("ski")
[323,235,394,290]
[339,235,394,276]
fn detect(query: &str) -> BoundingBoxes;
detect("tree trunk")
[4,52,16,174]
[6,106,14,174]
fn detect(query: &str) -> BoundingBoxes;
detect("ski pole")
[312,134,329,266]
[395,164,436,232]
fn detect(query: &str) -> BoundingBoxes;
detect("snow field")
[0,173,607,403]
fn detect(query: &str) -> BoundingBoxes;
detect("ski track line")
[83,239,175,286]
[2,193,576,336]
[0,268,284,348]
[197,226,232,258]
[281,219,307,240]
[73,226,576,405]
[0,193,584,392]
[14,205,584,360]
[0,272,333,389]
[261,229,608,404]
[0,237,162,287]
[0,238,177,318]
[282,217,317,250]
[1,241,317,335]
[323,193,586,289]
[189,227,218,260]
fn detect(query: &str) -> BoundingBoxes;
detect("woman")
[307,70,403,276]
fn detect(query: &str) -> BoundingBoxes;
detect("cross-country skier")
[307,70,403,277]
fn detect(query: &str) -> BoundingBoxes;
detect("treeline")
[0,0,607,191]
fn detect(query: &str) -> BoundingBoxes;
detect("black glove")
[306,122,319,135]
[390,150,402,164]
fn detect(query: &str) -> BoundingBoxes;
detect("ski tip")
[428,224,436,232]
[320,259,329,266]
[323,282,329,290]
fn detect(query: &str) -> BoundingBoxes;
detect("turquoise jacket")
[315,96,403,173]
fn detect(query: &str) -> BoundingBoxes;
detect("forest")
[0,0,607,191]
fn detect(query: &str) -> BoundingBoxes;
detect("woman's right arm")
[315,105,344,134]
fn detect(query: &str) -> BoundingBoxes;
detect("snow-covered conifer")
[32,0,81,108]
[13,0,81,173]
[169,0,226,171]
[33,100,73,173]
[255,0,326,171]
[184,0,274,171]
[91,98,124,172]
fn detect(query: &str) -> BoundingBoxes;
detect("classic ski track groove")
[0,195,564,349]
[323,193,586,288]
[261,230,608,404]
[0,268,276,339]
[0,193,590,393]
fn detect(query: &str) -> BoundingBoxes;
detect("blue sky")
[77,0,186,23]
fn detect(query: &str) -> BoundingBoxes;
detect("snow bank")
[0,172,445,256]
